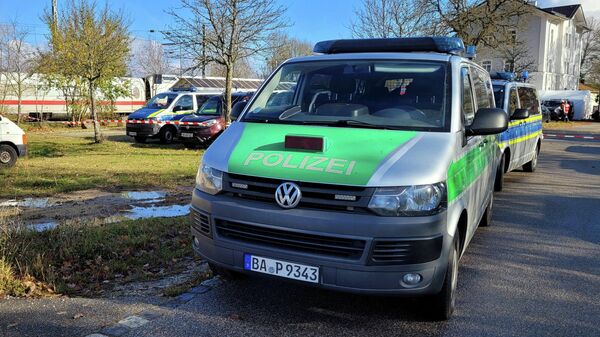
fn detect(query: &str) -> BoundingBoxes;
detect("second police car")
[491,73,543,191]
[190,37,508,320]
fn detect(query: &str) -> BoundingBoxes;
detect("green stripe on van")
[447,136,494,202]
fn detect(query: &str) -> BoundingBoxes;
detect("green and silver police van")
[190,37,508,320]
[491,74,543,191]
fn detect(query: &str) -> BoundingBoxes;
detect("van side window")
[175,95,194,111]
[508,88,519,115]
[471,68,493,109]
[195,95,209,109]
[518,87,540,115]
[461,67,475,126]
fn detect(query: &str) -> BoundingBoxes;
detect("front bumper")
[16,144,27,157]
[191,188,452,295]
[126,123,161,138]
[179,124,222,143]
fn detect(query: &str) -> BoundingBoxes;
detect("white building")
[477,3,590,91]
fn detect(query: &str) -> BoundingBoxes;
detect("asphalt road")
[1,134,599,337]
[126,137,600,337]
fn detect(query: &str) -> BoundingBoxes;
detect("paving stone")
[100,324,130,337]
[175,293,195,303]
[138,310,162,321]
[85,334,109,337]
[189,285,210,294]
[201,277,223,287]
[118,315,150,329]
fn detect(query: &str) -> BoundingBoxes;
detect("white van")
[0,115,27,168]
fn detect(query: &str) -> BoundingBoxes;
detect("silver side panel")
[201,122,245,172]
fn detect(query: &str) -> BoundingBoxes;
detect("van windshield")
[198,97,220,115]
[146,93,178,109]
[242,60,450,131]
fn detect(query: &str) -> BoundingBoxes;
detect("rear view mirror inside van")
[511,108,530,120]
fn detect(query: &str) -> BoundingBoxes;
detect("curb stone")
[84,277,220,337]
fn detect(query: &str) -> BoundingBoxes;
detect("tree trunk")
[16,82,22,124]
[223,64,234,124]
[89,81,103,143]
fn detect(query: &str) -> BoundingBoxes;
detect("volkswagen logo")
[275,182,302,209]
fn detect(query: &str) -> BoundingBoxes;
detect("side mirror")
[230,101,248,120]
[466,108,508,136]
[511,108,529,120]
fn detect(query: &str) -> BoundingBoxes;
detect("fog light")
[402,273,422,286]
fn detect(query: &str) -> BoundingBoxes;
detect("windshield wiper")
[299,119,398,129]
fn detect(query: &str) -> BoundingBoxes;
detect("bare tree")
[130,38,172,77]
[261,32,312,77]
[207,57,258,78]
[0,21,36,123]
[350,0,447,38]
[499,36,537,75]
[166,0,288,122]
[430,0,531,47]
[580,17,600,82]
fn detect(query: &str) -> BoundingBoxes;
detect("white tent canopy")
[540,90,593,120]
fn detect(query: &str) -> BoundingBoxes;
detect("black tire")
[159,127,175,144]
[0,145,18,168]
[523,144,540,172]
[494,153,505,192]
[479,193,493,227]
[134,136,147,143]
[208,262,245,281]
[428,236,459,321]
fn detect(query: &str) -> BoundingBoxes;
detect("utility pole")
[202,24,206,78]
[52,0,58,24]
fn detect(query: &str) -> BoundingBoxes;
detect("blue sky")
[0,0,358,46]
[1,0,597,47]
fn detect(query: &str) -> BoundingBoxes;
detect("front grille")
[215,219,366,259]
[370,236,443,265]
[223,173,374,212]
[191,209,211,237]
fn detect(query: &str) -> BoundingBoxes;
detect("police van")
[491,74,543,191]
[0,115,27,168]
[190,37,508,320]
[126,90,217,143]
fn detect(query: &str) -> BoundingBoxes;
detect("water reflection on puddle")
[27,221,59,232]
[0,198,56,208]
[122,191,167,202]
[125,204,190,220]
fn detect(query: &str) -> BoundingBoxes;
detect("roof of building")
[171,77,263,92]
[542,4,581,19]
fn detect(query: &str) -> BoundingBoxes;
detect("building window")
[482,60,492,72]
[504,60,514,72]
[509,29,517,44]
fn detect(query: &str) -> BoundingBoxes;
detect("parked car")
[0,115,27,168]
[541,106,552,123]
[178,92,253,148]
[190,37,508,320]
[491,79,543,191]
[542,99,564,121]
[126,91,216,144]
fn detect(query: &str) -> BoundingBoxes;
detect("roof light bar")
[313,37,466,55]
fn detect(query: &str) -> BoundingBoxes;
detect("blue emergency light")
[491,72,516,81]
[313,37,466,55]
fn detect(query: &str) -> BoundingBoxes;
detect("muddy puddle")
[0,188,192,231]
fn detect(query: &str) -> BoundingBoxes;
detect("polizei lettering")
[243,152,356,175]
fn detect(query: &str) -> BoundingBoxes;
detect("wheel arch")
[0,141,19,156]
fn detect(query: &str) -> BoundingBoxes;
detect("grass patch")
[543,121,576,129]
[0,127,203,198]
[0,216,197,297]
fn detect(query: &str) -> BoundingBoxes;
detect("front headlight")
[368,183,446,216]
[200,119,218,127]
[196,163,223,195]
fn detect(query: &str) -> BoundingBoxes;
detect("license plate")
[244,254,319,283]
[128,132,137,136]
[181,132,194,138]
